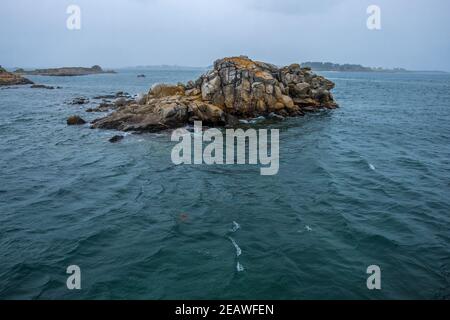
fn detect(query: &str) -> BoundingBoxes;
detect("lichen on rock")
[91,56,338,132]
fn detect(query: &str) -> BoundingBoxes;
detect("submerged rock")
[93,94,116,100]
[268,112,286,121]
[92,56,338,132]
[109,135,124,143]
[115,91,131,98]
[31,84,56,89]
[69,97,89,105]
[86,102,115,113]
[67,115,86,125]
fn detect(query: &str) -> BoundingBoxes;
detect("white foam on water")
[229,237,242,257]
[369,163,376,171]
[305,225,312,232]
[230,221,240,233]
[249,116,266,123]
[236,262,245,272]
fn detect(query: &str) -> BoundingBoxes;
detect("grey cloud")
[245,0,343,15]
[0,0,449,71]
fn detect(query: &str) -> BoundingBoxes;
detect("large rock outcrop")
[92,56,338,132]
[0,66,33,86]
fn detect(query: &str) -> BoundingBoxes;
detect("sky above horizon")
[1,0,449,71]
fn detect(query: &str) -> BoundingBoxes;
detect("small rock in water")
[86,102,114,113]
[115,91,131,98]
[268,112,285,121]
[93,94,116,100]
[30,84,55,89]
[109,135,124,143]
[67,115,86,125]
[69,97,89,105]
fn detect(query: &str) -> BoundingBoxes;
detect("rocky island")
[16,65,116,76]
[0,66,33,86]
[91,56,338,132]
[302,61,408,73]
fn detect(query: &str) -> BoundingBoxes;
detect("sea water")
[0,69,449,299]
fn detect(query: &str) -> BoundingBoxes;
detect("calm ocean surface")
[0,69,449,299]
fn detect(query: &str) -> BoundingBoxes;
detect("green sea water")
[0,69,449,299]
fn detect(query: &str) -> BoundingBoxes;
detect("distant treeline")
[301,62,408,73]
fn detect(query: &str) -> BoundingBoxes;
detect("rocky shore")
[0,66,33,86]
[90,56,338,132]
[16,65,116,77]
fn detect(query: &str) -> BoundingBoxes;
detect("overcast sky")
[1,0,449,71]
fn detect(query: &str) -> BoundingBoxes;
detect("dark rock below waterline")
[92,56,338,132]
[109,135,124,143]
[115,91,131,98]
[67,116,86,125]
[93,94,116,100]
[267,112,286,121]
[86,102,115,113]
[31,84,58,90]
[93,92,131,100]
[68,97,90,105]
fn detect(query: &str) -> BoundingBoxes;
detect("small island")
[0,65,33,86]
[89,56,338,132]
[15,65,116,76]
[302,62,408,73]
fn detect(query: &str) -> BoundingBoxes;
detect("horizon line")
[3,63,449,74]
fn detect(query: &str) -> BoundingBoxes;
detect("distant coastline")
[120,62,448,73]
[301,62,448,73]
[14,65,116,76]
[5,63,448,75]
